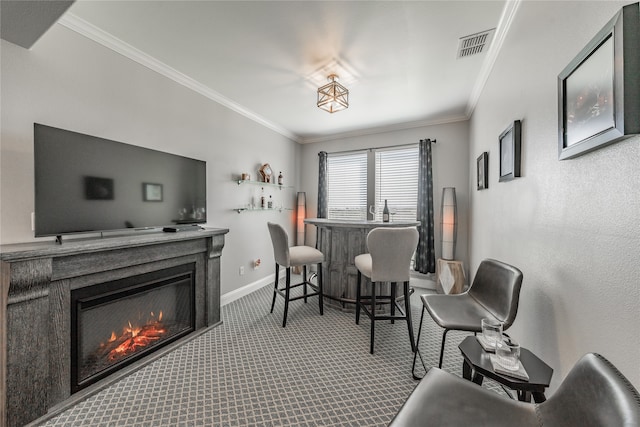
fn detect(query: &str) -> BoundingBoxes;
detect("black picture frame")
[477,152,488,190]
[499,120,521,182]
[557,2,640,160]
[85,176,114,200]
[143,183,163,202]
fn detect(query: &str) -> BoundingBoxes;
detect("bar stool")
[355,227,419,354]
[267,222,324,327]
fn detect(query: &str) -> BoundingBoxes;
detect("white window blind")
[374,146,419,222]
[326,145,418,222]
[327,152,367,220]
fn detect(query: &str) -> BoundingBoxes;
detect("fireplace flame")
[102,311,167,362]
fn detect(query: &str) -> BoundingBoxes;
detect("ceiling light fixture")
[317,74,349,113]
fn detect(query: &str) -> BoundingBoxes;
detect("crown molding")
[57,13,301,143]
[57,7,515,147]
[465,0,521,117]
[299,114,469,144]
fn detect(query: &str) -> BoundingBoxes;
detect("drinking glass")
[496,337,521,370]
[481,317,503,349]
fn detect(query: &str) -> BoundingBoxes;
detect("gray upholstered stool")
[354,226,419,354]
[391,353,640,427]
[267,222,324,327]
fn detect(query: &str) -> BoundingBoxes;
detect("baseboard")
[410,270,438,291]
[221,269,285,306]
[221,270,431,303]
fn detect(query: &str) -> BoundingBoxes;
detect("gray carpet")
[37,283,505,426]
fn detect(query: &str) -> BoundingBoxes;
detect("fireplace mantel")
[0,228,228,427]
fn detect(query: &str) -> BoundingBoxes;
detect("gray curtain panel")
[317,151,328,219]
[415,139,436,273]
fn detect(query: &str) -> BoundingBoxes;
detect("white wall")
[469,1,639,391]
[300,122,470,269]
[0,24,301,296]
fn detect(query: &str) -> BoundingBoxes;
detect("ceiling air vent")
[457,29,495,58]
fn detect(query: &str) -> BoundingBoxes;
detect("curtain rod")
[322,139,436,156]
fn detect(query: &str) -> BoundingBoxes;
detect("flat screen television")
[34,123,206,239]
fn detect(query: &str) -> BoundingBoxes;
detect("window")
[374,146,419,222]
[327,152,367,220]
[326,145,419,222]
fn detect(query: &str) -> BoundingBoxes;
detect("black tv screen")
[34,123,206,238]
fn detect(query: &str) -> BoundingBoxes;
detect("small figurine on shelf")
[259,163,273,183]
[278,171,283,186]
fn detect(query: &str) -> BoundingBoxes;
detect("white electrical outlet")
[239,266,245,275]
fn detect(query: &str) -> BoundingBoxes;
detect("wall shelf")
[234,207,293,214]
[234,178,294,213]
[235,179,291,190]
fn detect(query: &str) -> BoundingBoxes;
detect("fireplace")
[1,229,227,427]
[71,263,196,393]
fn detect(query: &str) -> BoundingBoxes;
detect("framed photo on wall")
[557,2,640,160]
[477,152,488,190]
[143,183,163,202]
[499,120,521,182]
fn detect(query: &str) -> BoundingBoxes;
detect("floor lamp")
[438,187,464,294]
[293,192,306,274]
[440,187,457,260]
[296,192,306,246]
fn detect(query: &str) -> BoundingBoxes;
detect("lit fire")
[100,311,167,362]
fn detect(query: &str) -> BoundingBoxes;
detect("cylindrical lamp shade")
[296,192,306,246]
[440,187,457,260]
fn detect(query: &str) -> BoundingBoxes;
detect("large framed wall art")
[557,2,640,160]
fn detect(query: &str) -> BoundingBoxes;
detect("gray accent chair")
[413,258,523,377]
[390,353,640,427]
[355,227,419,354]
[267,222,324,327]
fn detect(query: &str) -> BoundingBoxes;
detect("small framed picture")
[499,120,522,182]
[143,183,163,202]
[477,152,488,190]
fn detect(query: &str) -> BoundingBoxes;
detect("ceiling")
[3,1,520,143]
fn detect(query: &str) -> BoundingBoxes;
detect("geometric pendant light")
[317,74,349,113]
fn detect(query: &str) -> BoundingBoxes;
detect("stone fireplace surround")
[0,228,228,427]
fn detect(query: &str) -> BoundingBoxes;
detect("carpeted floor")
[36,283,505,426]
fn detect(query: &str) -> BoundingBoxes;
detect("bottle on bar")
[383,200,390,222]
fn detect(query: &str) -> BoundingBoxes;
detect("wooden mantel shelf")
[0,228,228,262]
[0,228,228,427]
